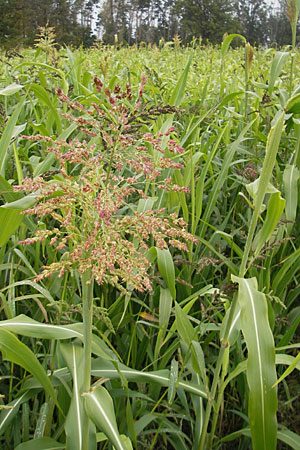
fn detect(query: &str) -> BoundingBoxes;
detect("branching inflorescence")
[16,77,197,294]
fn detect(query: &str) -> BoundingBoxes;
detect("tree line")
[0,0,296,48]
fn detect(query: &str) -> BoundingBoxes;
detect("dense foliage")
[0,29,300,450]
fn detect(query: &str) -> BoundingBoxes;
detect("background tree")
[235,0,269,45]
[0,0,299,48]
[268,0,294,46]
[0,0,95,47]
[177,0,239,43]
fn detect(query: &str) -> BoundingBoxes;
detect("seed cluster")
[16,77,197,293]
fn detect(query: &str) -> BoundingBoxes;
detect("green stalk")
[289,12,297,95]
[197,293,239,450]
[244,43,253,123]
[81,271,94,450]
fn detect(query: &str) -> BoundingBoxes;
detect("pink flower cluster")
[17,78,197,293]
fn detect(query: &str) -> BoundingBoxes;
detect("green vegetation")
[0,34,299,450]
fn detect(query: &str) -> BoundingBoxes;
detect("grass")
[0,37,299,450]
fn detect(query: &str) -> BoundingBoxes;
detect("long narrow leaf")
[0,314,114,359]
[0,329,60,411]
[232,276,277,450]
[91,358,207,398]
[0,100,24,174]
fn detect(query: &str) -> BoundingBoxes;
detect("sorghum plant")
[15,77,197,449]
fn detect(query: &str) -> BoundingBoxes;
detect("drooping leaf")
[91,358,207,398]
[0,329,60,411]
[0,314,114,360]
[221,34,246,59]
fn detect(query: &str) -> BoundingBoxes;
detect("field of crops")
[0,35,299,450]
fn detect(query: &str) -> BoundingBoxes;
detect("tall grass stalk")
[81,271,94,450]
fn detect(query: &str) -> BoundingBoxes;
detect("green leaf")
[0,207,24,247]
[169,55,192,106]
[0,391,33,436]
[60,343,96,450]
[173,169,189,222]
[91,358,207,398]
[194,126,227,234]
[0,193,38,246]
[253,192,285,257]
[183,152,203,187]
[286,92,300,114]
[159,287,172,330]
[0,314,114,360]
[198,118,256,240]
[246,179,279,203]
[277,429,300,449]
[30,83,62,134]
[33,123,78,177]
[156,248,176,299]
[232,276,277,450]
[168,358,178,404]
[0,83,23,96]
[220,427,300,449]
[272,352,300,387]
[240,110,285,274]
[83,385,127,450]
[0,100,24,174]
[268,52,289,95]
[272,247,300,297]
[283,164,299,234]
[221,34,246,58]
[137,197,157,213]
[14,437,65,450]
[175,301,195,345]
[220,305,241,346]
[0,329,60,412]
[1,193,38,210]
[0,174,22,202]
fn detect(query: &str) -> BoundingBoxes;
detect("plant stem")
[81,271,94,450]
[290,25,296,95]
[197,292,239,450]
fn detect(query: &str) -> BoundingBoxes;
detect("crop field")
[0,35,299,450]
